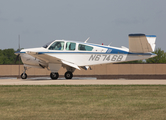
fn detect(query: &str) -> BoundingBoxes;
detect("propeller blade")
[15,54,20,64]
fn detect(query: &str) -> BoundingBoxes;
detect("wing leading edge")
[26,51,80,70]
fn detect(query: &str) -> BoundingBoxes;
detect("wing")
[129,34,156,53]
[26,51,80,70]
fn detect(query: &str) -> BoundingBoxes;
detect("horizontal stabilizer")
[129,34,156,53]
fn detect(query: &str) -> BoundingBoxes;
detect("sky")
[0,0,166,51]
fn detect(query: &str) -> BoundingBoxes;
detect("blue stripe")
[146,35,156,37]
[15,51,21,54]
[36,52,154,55]
[84,43,129,54]
[17,50,155,56]
[15,51,25,54]
[128,34,156,37]
[129,34,145,36]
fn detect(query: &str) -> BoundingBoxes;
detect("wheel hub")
[65,71,73,79]
[50,72,59,80]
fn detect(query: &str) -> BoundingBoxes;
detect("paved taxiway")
[0,77,166,85]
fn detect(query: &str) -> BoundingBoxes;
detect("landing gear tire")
[21,73,27,79]
[50,72,59,80]
[65,71,73,79]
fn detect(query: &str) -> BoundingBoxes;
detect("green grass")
[0,85,166,120]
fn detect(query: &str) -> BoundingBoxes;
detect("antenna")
[18,35,20,78]
[108,42,112,46]
[84,37,90,43]
[18,35,20,51]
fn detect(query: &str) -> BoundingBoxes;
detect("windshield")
[48,41,64,50]
[42,40,54,48]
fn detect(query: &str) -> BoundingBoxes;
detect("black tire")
[50,72,59,80]
[21,73,27,79]
[65,71,73,79]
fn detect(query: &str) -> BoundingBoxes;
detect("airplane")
[15,33,157,80]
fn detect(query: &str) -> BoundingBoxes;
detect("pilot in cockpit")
[55,42,61,50]
[79,45,85,50]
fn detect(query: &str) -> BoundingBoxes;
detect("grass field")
[0,85,166,120]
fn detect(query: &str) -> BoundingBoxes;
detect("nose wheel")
[65,71,73,79]
[50,72,59,80]
[21,73,27,79]
[21,67,28,79]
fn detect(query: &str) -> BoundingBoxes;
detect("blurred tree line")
[0,48,166,64]
[0,49,22,64]
[146,48,166,63]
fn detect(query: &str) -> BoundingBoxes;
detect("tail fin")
[129,34,156,53]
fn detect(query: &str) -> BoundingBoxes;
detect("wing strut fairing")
[61,60,80,70]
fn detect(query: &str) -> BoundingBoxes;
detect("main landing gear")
[50,71,73,80]
[65,71,73,79]
[50,72,59,80]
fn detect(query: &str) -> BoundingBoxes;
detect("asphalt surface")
[0,77,166,85]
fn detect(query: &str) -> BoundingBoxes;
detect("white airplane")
[15,34,156,79]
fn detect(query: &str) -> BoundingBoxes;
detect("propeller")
[15,53,20,64]
[14,35,21,64]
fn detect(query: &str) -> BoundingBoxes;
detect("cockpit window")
[43,41,54,48]
[78,44,93,51]
[48,41,64,50]
[66,42,76,50]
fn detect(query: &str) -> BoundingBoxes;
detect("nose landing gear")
[21,67,28,79]
[21,73,27,79]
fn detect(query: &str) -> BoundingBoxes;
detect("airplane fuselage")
[20,40,156,68]
[15,34,156,80]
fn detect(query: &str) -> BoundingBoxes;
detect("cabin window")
[66,42,76,50]
[78,44,93,51]
[48,41,64,50]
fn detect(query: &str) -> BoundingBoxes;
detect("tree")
[0,48,22,64]
[2,49,16,64]
[146,48,166,63]
[0,50,4,64]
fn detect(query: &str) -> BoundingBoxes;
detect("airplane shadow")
[23,77,97,81]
